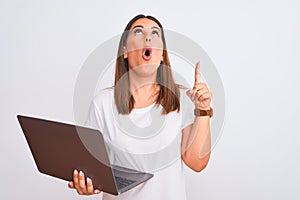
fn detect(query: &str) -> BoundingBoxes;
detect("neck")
[128,68,160,108]
[129,69,158,95]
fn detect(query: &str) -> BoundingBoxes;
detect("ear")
[123,46,128,59]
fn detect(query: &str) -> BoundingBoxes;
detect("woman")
[68,14,213,200]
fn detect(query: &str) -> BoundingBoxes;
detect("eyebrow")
[131,25,161,31]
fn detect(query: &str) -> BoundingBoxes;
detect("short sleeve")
[84,100,104,133]
[180,89,195,129]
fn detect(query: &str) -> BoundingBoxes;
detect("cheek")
[152,39,164,54]
[152,49,163,60]
[152,38,163,48]
[126,36,144,51]
[152,40,164,59]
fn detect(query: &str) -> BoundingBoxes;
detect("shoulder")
[92,87,114,108]
[94,86,114,98]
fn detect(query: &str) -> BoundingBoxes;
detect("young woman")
[68,14,213,200]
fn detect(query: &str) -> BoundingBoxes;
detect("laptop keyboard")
[115,176,136,190]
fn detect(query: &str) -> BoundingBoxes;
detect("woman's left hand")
[186,61,212,110]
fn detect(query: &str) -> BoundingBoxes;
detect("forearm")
[182,61,213,171]
[182,116,211,172]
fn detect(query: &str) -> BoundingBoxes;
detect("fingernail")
[79,171,83,176]
[94,189,100,194]
[87,177,91,182]
[74,169,78,175]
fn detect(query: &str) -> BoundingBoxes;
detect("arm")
[181,61,212,172]
[68,100,103,195]
[181,115,211,172]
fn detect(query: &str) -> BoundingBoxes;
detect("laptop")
[17,115,153,195]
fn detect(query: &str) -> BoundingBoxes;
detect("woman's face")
[124,18,164,75]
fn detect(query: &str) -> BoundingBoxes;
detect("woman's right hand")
[68,169,101,195]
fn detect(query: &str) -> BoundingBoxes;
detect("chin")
[131,63,160,77]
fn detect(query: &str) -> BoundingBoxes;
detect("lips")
[142,47,152,61]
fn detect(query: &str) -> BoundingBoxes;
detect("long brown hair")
[114,14,181,115]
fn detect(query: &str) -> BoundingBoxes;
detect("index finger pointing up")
[194,61,200,84]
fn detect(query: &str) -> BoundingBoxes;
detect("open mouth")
[142,47,152,61]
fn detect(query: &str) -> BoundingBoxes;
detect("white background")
[1,0,299,200]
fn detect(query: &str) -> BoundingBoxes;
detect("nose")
[145,35,151,43]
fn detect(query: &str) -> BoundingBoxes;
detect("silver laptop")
[17,115,153,195]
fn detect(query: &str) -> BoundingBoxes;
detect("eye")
[152,30,159,37]
[133,28,143,35]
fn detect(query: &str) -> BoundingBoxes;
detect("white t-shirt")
[85,87,194,200]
